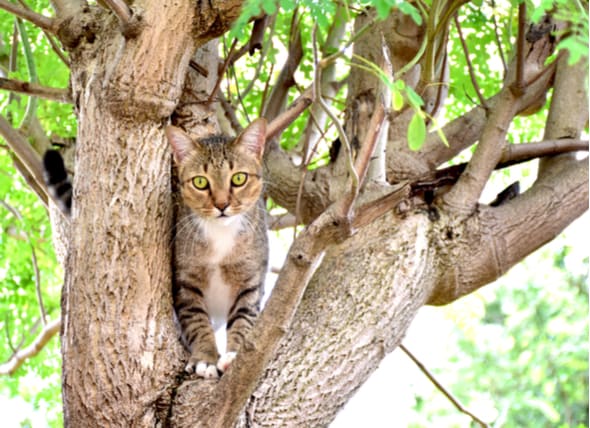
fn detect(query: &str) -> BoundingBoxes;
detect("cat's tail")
[43,150,72,215]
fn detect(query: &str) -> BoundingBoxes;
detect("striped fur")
[166,119,268,378]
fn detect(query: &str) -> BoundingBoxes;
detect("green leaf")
[407,112,426,150]
[392,89,404,111]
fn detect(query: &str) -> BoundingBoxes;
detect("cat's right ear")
[165,126,193,164]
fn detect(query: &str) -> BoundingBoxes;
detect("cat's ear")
[165,126,193,164]
[235,118,267,158]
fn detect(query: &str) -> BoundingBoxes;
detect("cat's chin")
[212,214,242,226]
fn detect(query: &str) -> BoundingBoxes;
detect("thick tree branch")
[441,87,518,213]
[0,0,56,33]
[0,317,60,375]
[539,52,589,177]
[0,77,72,103]
[429,158,588,305]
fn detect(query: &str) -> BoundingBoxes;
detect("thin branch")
[208,38,238,103]
[0,115,47,202]
[227,15,268,67]
[312,24,358,196]
[0,200,46,324]
[399,344,491,428]
[218,91,243,134]
[0,317,60,375]
[490,0,507,76]
[262,12,303,122]
[102,0,131,24]
[454,14,488,109]
[266,86,313,142]
[0,77,71,103]
[0,0,56,33]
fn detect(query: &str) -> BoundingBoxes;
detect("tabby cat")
[165,118,269,379]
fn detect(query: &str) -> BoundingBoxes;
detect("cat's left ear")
[165,125,193,164]
[235,118,267,158]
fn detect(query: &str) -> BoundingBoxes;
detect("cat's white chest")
[200,216,243,329]
[201,216,243,264]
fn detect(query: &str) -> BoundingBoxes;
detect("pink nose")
[215,201,229,212]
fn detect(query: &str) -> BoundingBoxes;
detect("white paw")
[217,352,237,373]
[185,360,219,379]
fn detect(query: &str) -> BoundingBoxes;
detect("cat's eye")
[231,172,248,187]
[192,176,209,190]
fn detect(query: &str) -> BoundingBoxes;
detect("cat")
[165,118,269,379]
[43,118,269,379]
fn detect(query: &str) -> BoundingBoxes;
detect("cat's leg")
[219,282,263,373]
[175,284,220,379]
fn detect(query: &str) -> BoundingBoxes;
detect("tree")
[0,0,587,426]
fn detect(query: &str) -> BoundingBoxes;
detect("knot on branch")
[56,6,101,50]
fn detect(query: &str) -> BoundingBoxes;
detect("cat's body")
[166,119,269,378]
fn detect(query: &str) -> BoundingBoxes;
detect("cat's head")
[165,119,267,222]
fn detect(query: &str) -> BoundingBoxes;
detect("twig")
[454,14,488,109]
[261,12,303,121]
[0,317,60,375]
[0,115,47,202]
[399,344,491,428]
[0,77,72,103]
[228,15,268,68]
[266,86,313,142]
[218,92,243,134]
[490,0,507,76]
[101,0,131,24]
[0,200,46,324]
[208,38,238,103]
[0,0,56,33]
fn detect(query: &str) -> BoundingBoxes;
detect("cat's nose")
[214,201,230,212]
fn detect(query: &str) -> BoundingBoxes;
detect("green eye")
[192,176,209,190]
[231,172,248,187]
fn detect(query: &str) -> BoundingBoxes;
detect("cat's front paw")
[185,359,220,379]
[217,352,237,373]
